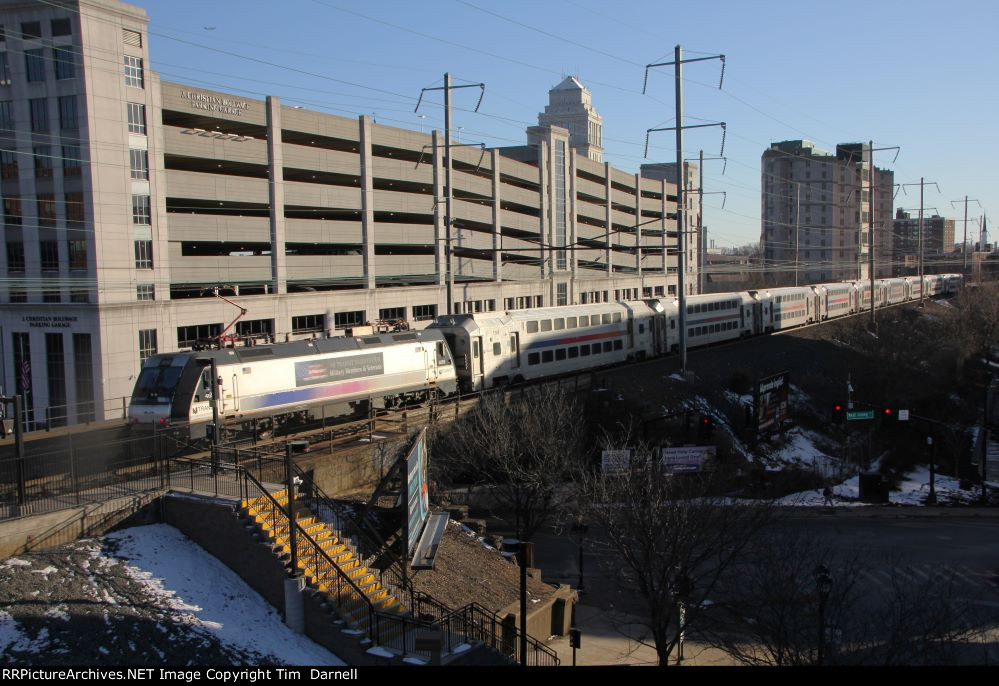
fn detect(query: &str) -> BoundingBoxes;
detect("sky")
[141,0,999,250]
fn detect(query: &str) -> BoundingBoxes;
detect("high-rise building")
[761,140,893,284]
[892,209,955,276]
[537,76,604,163]
[0,0,691,428]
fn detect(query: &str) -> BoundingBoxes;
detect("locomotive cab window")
[436,342,450,365]
[194,368,213,402]
[493,341,502,356]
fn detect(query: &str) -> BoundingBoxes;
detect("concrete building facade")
[537,76,604,163]
[892,208,955,276]
[761,140,893,284]
[0,0,698,427]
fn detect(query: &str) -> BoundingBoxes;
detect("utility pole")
[900,179,939,305]
[868,141,875,330]
[699,149,704,294]
[950,197,980,275]
[415,75,485,316]
[444,73,454,316]
[795,183,801,287]
[687,151,725,295]
[644,46,725,375]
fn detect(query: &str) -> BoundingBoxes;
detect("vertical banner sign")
[754,371,790,436]
[405,427,430,556]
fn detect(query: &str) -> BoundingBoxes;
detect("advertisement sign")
[601,449,632,475]
[405,428,430,556]
[294,352,384,387]
[755,371,790,435]
[661,446,715,473]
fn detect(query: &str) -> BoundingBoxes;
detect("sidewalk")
[546,602,738,667]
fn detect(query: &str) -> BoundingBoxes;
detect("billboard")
[601,449,632,475]
[405,427,430,556]
[661,446,715,474]
[754,371,790,436]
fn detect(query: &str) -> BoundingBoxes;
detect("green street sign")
[847,410,875,421]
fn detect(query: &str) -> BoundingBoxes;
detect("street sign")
[898,409,910,421]
[847,410,875,421]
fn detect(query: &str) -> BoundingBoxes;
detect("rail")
[436,602,560,666]
[237,465,437,658]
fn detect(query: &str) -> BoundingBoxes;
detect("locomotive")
[129,329,456,437]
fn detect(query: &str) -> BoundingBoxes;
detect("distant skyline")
[144,0,998,250]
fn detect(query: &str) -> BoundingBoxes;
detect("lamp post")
[570,516,588,590]
[927,434,937,505]
[814,564,832,665]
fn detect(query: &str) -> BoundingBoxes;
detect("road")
[531,507,999,665]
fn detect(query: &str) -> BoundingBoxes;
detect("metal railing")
[436,602,560,666]
[237,465,437,658]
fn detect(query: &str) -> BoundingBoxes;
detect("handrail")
[436,601,560,666]
[239,465,378,638]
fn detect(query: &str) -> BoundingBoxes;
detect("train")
[128,274,962,433]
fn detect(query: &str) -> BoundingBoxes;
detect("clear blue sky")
[144,0,998,249]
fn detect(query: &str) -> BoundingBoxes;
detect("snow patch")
[2,558,31,568]
[366,645,394,658]
[44,606,70,622]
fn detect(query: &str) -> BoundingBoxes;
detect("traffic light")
[698,414,715,440]
[832,403,845,424]
[881,407,894,422]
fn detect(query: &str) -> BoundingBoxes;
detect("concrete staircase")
[241,488,411,649]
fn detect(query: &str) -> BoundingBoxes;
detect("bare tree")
[951,281,999,371]
[577,451,775,666]
[430,384,585,542]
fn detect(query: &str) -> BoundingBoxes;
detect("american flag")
[20,358,30,392]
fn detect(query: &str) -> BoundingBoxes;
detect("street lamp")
[570,515,588,590]
[813,563,833,665]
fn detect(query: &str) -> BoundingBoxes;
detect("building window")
[129,149,148,180]
[68,240,86,270]
[0,101,13,131]
[138,329,157,364]
[37,194,55,227]
[134,240,152,269]
[177,323,221,348]
[9,287,26,303]
[40,240,59,271]
[42,288,60,303]
[58,95,77,128]
[73,333,95,423]
[33,146,52,177]
[4,196,21,225]
[53,47,74,79]
[136,284,154,301]
[123,55,144,88]
[127,102,146,134]
[51,18,71,37]
[292,314,325,334]
[64,191,84,227]
[21,21,41,39]
[25,49,45,82]
[6,241,23,272]
[46,332,67,427]
[132,194,150,224]
[29,98,48,131]
[235,318,273,337]
[69,289,88,303]
[0,52,10,85]
[412,304,437,321]
[556,282,568,306]
[378,306,405,322]
[62,145,81,176]
[333,310,364,329]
